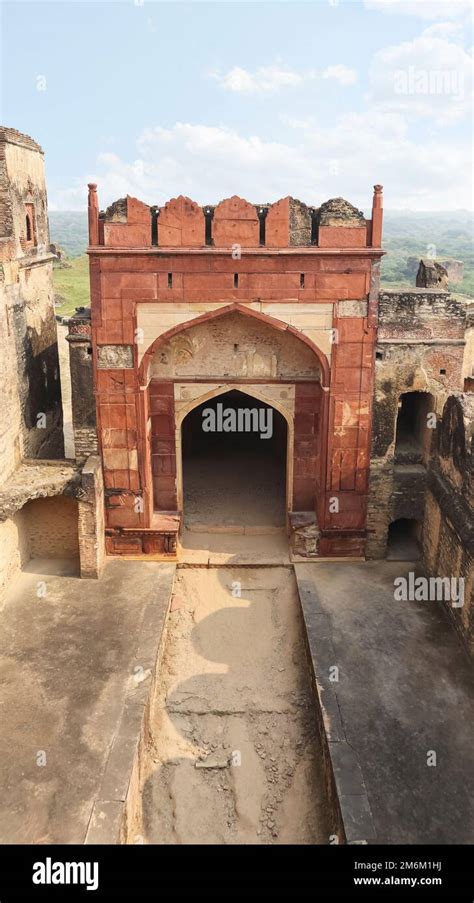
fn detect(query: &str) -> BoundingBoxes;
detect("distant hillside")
[49,209,474,297]
[49,211,88,258]
[379,210,474,296]
[53,256,90,317]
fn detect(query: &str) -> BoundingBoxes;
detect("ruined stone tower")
[0,128,105,599]
[0,127,63,471]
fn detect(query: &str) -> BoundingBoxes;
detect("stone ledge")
[294,571,377,844]
[0,126,44,153]
[84,562,175,844]
[0,459,82,521]
[379,288,450,297]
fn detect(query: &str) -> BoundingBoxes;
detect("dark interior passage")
[395,392,435,464]
[387,518,422,561]
[182,390,287,529]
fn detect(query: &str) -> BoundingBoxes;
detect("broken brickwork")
[0,128,104,600]
[423,394,474,653]
[65,307,98,462]
[0,127,63,473]
[367,288,468,558]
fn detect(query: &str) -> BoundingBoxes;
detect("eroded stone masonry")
[0,128,472,654]
[0,128,104,597]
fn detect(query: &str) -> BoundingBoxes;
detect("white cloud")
[209,65,310,94]
[322,65,358,86]
[364,0,472,20]
[49,116,472,212]
[209,63,357,94]
[422,21,465,41]
[279,113,316,130]
[368,29,473,123]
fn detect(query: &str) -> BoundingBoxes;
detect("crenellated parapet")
[88,185,384,250]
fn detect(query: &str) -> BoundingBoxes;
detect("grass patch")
[53,255,90,317]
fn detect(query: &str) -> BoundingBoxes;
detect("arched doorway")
[181,389,288,530]
[142,304,327,539]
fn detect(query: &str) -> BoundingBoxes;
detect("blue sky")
[2,0,472,210]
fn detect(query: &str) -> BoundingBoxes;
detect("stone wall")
[0,272,22,478]
[0,128,69,599]
[0,128,63,482]
[422,395,474,654]
[22,495,79,559]
[6,259,63,461]
[78,455,105,578]
[66,313,98,462]
[463,301,473,388]
[0,131,109,599]
[0,510,29,603]
[367,289,467,558]
[0,496,79,605]
[0,455,105,599]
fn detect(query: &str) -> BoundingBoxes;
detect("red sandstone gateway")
[86,184,385,559]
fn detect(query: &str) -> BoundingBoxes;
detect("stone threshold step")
[183,524,285,535]
[178,561,293,569]
[178,555,292,568]
[291,555,365,563]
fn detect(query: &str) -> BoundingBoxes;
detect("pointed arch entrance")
[178,385,292,529]
[140,304,328,536]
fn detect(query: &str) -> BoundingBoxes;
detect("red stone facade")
[87,185,384,559]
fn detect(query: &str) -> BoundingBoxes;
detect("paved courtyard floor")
[1,553,472,846]
[295,561,474,844]
[0,558,174,843]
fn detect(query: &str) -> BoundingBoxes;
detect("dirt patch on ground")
[141,566,329,844]
[183,451,286,529]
